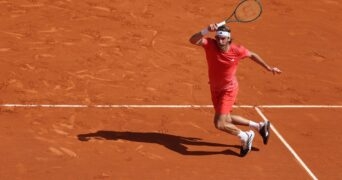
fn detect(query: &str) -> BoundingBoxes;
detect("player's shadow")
[77,130,259,157]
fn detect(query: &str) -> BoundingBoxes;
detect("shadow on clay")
[77,130,259,157]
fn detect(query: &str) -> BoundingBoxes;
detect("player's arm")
[249,51,282,75]
[189,24,217,46]
[189,31,205,46]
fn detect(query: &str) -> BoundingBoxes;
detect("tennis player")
[189,24,281,157]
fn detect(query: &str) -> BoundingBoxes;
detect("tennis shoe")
[259,121,271,145]
[240,130,255,157]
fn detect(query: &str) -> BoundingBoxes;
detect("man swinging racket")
[189,23,281,157]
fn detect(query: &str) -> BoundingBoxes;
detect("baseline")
[1,104,342,109]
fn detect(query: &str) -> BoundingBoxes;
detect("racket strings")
[235,1,262,22]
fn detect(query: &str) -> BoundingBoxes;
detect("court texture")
[0,0,341,179]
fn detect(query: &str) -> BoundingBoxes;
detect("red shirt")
[202,38,250,91]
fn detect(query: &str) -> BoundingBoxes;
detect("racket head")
[233,0,262,23]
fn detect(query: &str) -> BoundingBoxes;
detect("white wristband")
[200,28,209,36]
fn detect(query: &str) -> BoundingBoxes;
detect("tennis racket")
[216,0,263,27]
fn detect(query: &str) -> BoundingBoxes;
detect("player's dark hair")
[217,25,231,33]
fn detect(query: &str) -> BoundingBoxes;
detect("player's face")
[215,36,230,50]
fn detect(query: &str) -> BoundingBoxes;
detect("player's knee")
[214,118,226,130]
[215,122,224,130]
[214,114,232,130]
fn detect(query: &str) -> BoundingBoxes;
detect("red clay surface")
[0,0,342,179]
[262,108,342,179]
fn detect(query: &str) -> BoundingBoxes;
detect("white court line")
[0,104,88,108]
[1,104,342,109]
[0,104,255,108]
[259,105,342,108]
[254,107,318,180]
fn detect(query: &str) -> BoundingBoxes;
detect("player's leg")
[230,115,250,126]
[231,115,270,145]
[211,88,254,156]
[213,114,254,157]
[213,113,240,135]
[231,115,260,129]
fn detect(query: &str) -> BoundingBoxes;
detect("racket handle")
[216,21,226,27]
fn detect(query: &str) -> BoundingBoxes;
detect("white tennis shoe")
[240,130,255,157]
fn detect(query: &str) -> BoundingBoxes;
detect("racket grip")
[216,21,226,27]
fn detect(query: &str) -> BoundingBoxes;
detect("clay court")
[1,0,342,179]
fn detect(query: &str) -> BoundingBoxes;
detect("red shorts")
[210,87,238,114]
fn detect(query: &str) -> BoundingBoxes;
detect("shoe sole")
[247,131,255,150]
[263,121,270,145]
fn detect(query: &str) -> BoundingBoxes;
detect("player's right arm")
[189,24,217,46]
[189,31,205,46]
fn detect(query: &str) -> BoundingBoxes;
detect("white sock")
[237,131,248,142]
[249,121,261,131]
[259,121,265,127]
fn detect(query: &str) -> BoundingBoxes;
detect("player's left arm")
[248,51,282,75]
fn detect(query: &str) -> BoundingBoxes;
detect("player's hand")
[269,67,282,75]
[208,24,219,32]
